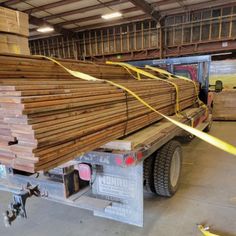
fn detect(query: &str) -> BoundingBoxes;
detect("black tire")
[143,154,156,194]
[204,124,211,132]
[153,140,182,197]
[176,134,193,143]
[204,119,212,133]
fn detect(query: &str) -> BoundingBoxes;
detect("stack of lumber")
[213,89,236,120]
[0,7,29,55]
[0,54,198,173]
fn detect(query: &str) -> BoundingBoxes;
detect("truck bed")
[0,106,210,227]
[77,106,209,167]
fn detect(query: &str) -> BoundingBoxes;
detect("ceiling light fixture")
[37,26,54,33]
[101,12,122,20]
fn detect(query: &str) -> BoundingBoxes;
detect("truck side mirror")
[215,80,223,93]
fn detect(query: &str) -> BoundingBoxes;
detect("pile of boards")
[0,54,198,173]
[213,90,236,120]
[0,7,29,55]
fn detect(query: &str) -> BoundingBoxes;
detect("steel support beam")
[0,0,26,5]
[43,0,127,21]
[73,14,149,32]
[157,0,236,16]
[24,0,82,14]
[29,16,74,37]
[128,0,161,22]
[151,0,177,6]
[159,18,165,59]
[55,7,139,27]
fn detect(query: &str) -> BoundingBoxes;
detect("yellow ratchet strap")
[145,65,175,79]
[106,61,181,115]
[36,55,236,156]
[106,61,145,80]
[146,65,200,101]
[198,225,220,236]
[123,66,141,80]
[146,65,209,117]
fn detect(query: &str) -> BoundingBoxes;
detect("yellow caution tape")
[106,61,182,114]
[198,225,220,236]
[35,55,236,156]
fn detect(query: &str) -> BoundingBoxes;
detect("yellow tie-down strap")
[198,225,220,236]
[105,61,207,120]
[35,55,236,156]
[106,61,182,114]
[145,65,205,107]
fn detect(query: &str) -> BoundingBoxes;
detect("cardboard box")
[0,33,30,55]
[0,7,29,37]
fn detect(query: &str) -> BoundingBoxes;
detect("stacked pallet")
[0,54,198,173]
[213,90,236,120]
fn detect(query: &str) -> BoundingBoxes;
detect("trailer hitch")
[3,183,40,227]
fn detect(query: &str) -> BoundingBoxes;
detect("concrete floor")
[0,121,236,236]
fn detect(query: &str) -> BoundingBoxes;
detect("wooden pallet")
[213,89,236,120]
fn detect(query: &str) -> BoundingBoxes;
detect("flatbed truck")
[0,55,213,227]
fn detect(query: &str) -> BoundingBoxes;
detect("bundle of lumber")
[0,7,30,54]
[0,54,198,173]
[213,89,236,120]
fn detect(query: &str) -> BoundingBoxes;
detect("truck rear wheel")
[143,154,156,193]
[153,140,182,197]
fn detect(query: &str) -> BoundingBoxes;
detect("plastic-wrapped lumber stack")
[0,54,198,173]
[213,90,236,120]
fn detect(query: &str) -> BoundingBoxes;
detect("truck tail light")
[125,156,135,165]
[115,156,123,166]
[77,164,92,181]
[137,151,143,160]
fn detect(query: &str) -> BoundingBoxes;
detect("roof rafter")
[29,14,149,40]
[128,0,161,22]
[73,14,149,32]
[24,0,83,14]
[158,0,236,16]
[0,0,26,6]
[29,15,74,36]
[150,0,178,7]
[43,0,127,21]
[54,6,140,27]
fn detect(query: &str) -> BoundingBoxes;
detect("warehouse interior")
[0,0,236,236]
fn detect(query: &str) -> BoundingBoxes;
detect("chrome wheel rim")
[170,148,181,187]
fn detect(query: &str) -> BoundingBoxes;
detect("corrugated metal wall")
[29,4,236,60]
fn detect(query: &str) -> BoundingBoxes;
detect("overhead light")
[101,12,122,20]
[37,26,54,33]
